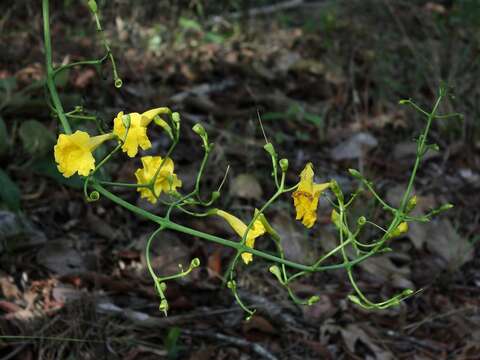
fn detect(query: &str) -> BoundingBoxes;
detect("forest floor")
[1,1,480,359]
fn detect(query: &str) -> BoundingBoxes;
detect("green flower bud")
[269,265,284,284]
[192,123,207,138]
[227,280,236,289]
[279,158,289,172]
[307,295,320,305]
[87,0,98,13]
[348,294,362,306]
[159,299,169,314]
[348,168,362,179]
[172,112,181,127]
[211,191,220,202]
[263,142,276,158]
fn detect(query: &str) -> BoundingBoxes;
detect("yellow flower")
[113,108,169,157]
[54,130,114,178]
[292,163,331,228]
[215,209,266,265]
[135,156,182,204]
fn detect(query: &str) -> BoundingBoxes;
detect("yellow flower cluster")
[54,107,182,204]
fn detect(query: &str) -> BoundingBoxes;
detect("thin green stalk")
[42,0,71,134]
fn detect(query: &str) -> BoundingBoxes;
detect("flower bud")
[159,299,169,314]
[192,123,207,138]
[210,191,220,202]
[227,280,236,289]
[406,195,417,213]
[263,142,276,158]
[269,265,284,284]
[388,222,409,238]
[87,0,98,13]
[348,168,363,180]
[307,295,320,305]
[172,112,181,128]
[279,158,289,172]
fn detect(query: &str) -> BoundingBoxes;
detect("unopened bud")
[87,0,98,13]
[269,265,284,284]
[279,158,289,172]
[192,123,206,138]
[389,222,409,238]
[263,142,276,158]
[348,169,362,179]
[406,195,417,213]
[307,295,320,305]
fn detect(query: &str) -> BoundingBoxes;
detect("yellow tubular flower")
[113,108,169,158]
[135,156,182,204]
[54,130,114,178]
[215,210,266,264]
[292,163,331,228]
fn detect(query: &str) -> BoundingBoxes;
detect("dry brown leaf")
[230,173,263,200]
[272,213,316,263]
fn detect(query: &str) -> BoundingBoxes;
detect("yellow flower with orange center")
[215,210,266,264]
[113,108,170,157]
[135,156,182,204]
[54,130,114,177]
[292,163,331,228]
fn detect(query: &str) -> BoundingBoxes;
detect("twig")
[183,329,278,360]
[403,306,476,334]
[209,0,304,24]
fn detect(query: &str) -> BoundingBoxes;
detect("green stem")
[42,0,72,134]
[91,181,367,272]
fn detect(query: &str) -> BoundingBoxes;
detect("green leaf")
[165,327,181,359]
[31,157,83,189]
[0,169,21,211]
[179,17,202,31]
[19,120,56,157]
[0,117,8,156]
[304,112,323,126]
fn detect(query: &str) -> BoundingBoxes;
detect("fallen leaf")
[36,240,89,276]
[411,219,474,270]
[74,68,96,88]
[340,323,394,360]
[0,274,20,300]
[272,213,316,263]
[242,315,276,334]
[331,132,378,161]
[207,248,222,276]
[230,173,263,200]
[359,255,414,289]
